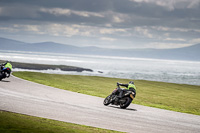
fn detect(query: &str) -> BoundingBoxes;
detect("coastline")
[0,60,93,73]
[1,59,199,86]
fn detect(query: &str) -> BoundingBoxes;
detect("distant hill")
[0,37,199,61]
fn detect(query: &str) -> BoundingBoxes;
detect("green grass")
[0,110,121,133]
[13,71,200,115]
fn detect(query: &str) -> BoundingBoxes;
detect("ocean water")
[0,50,200,86]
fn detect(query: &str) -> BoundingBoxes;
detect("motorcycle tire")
[120,97,132,109]
[0,73,3,81]
[103,95,112,106]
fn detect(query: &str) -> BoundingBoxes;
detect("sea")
[0,50,200,86]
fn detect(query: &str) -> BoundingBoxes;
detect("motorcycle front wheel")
[103,95,112,106]
[0,73,3,81]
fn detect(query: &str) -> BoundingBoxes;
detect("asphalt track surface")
[0,76,200,133]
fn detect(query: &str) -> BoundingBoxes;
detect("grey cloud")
[0,5,40,19]
[0,0,112,12]
[0,0,199,27]
[0,0,199,48]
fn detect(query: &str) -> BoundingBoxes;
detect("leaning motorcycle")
[103,84,135,109]
[0,67,11,81]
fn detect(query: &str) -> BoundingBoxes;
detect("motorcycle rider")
[115,81,136,101]
[1,61,12,71]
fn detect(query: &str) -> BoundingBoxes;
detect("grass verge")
[0,110,121,133]
[13,71,200,115]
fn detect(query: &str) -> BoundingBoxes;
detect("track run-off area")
[0,76,200,133]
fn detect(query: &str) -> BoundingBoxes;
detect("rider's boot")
[115,91,123,101]
[115,96,122,102]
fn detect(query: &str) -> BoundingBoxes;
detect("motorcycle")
[0,66,11,81]
[103,84,135,109]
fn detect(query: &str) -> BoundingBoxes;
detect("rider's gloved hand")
[117,82,121,86]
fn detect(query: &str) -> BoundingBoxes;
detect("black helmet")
[129,81,134,84]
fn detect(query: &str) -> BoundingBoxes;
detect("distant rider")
[115,81,136,101]
[1,61,12,71]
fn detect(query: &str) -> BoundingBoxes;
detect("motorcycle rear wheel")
[120,97,132,109]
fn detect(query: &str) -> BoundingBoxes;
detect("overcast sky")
[0,0,200,49]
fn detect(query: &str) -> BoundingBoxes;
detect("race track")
[0,76,200,133]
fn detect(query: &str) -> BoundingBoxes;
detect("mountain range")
[0,37,199,61]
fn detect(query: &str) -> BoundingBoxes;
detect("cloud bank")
[0,0,199,49]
